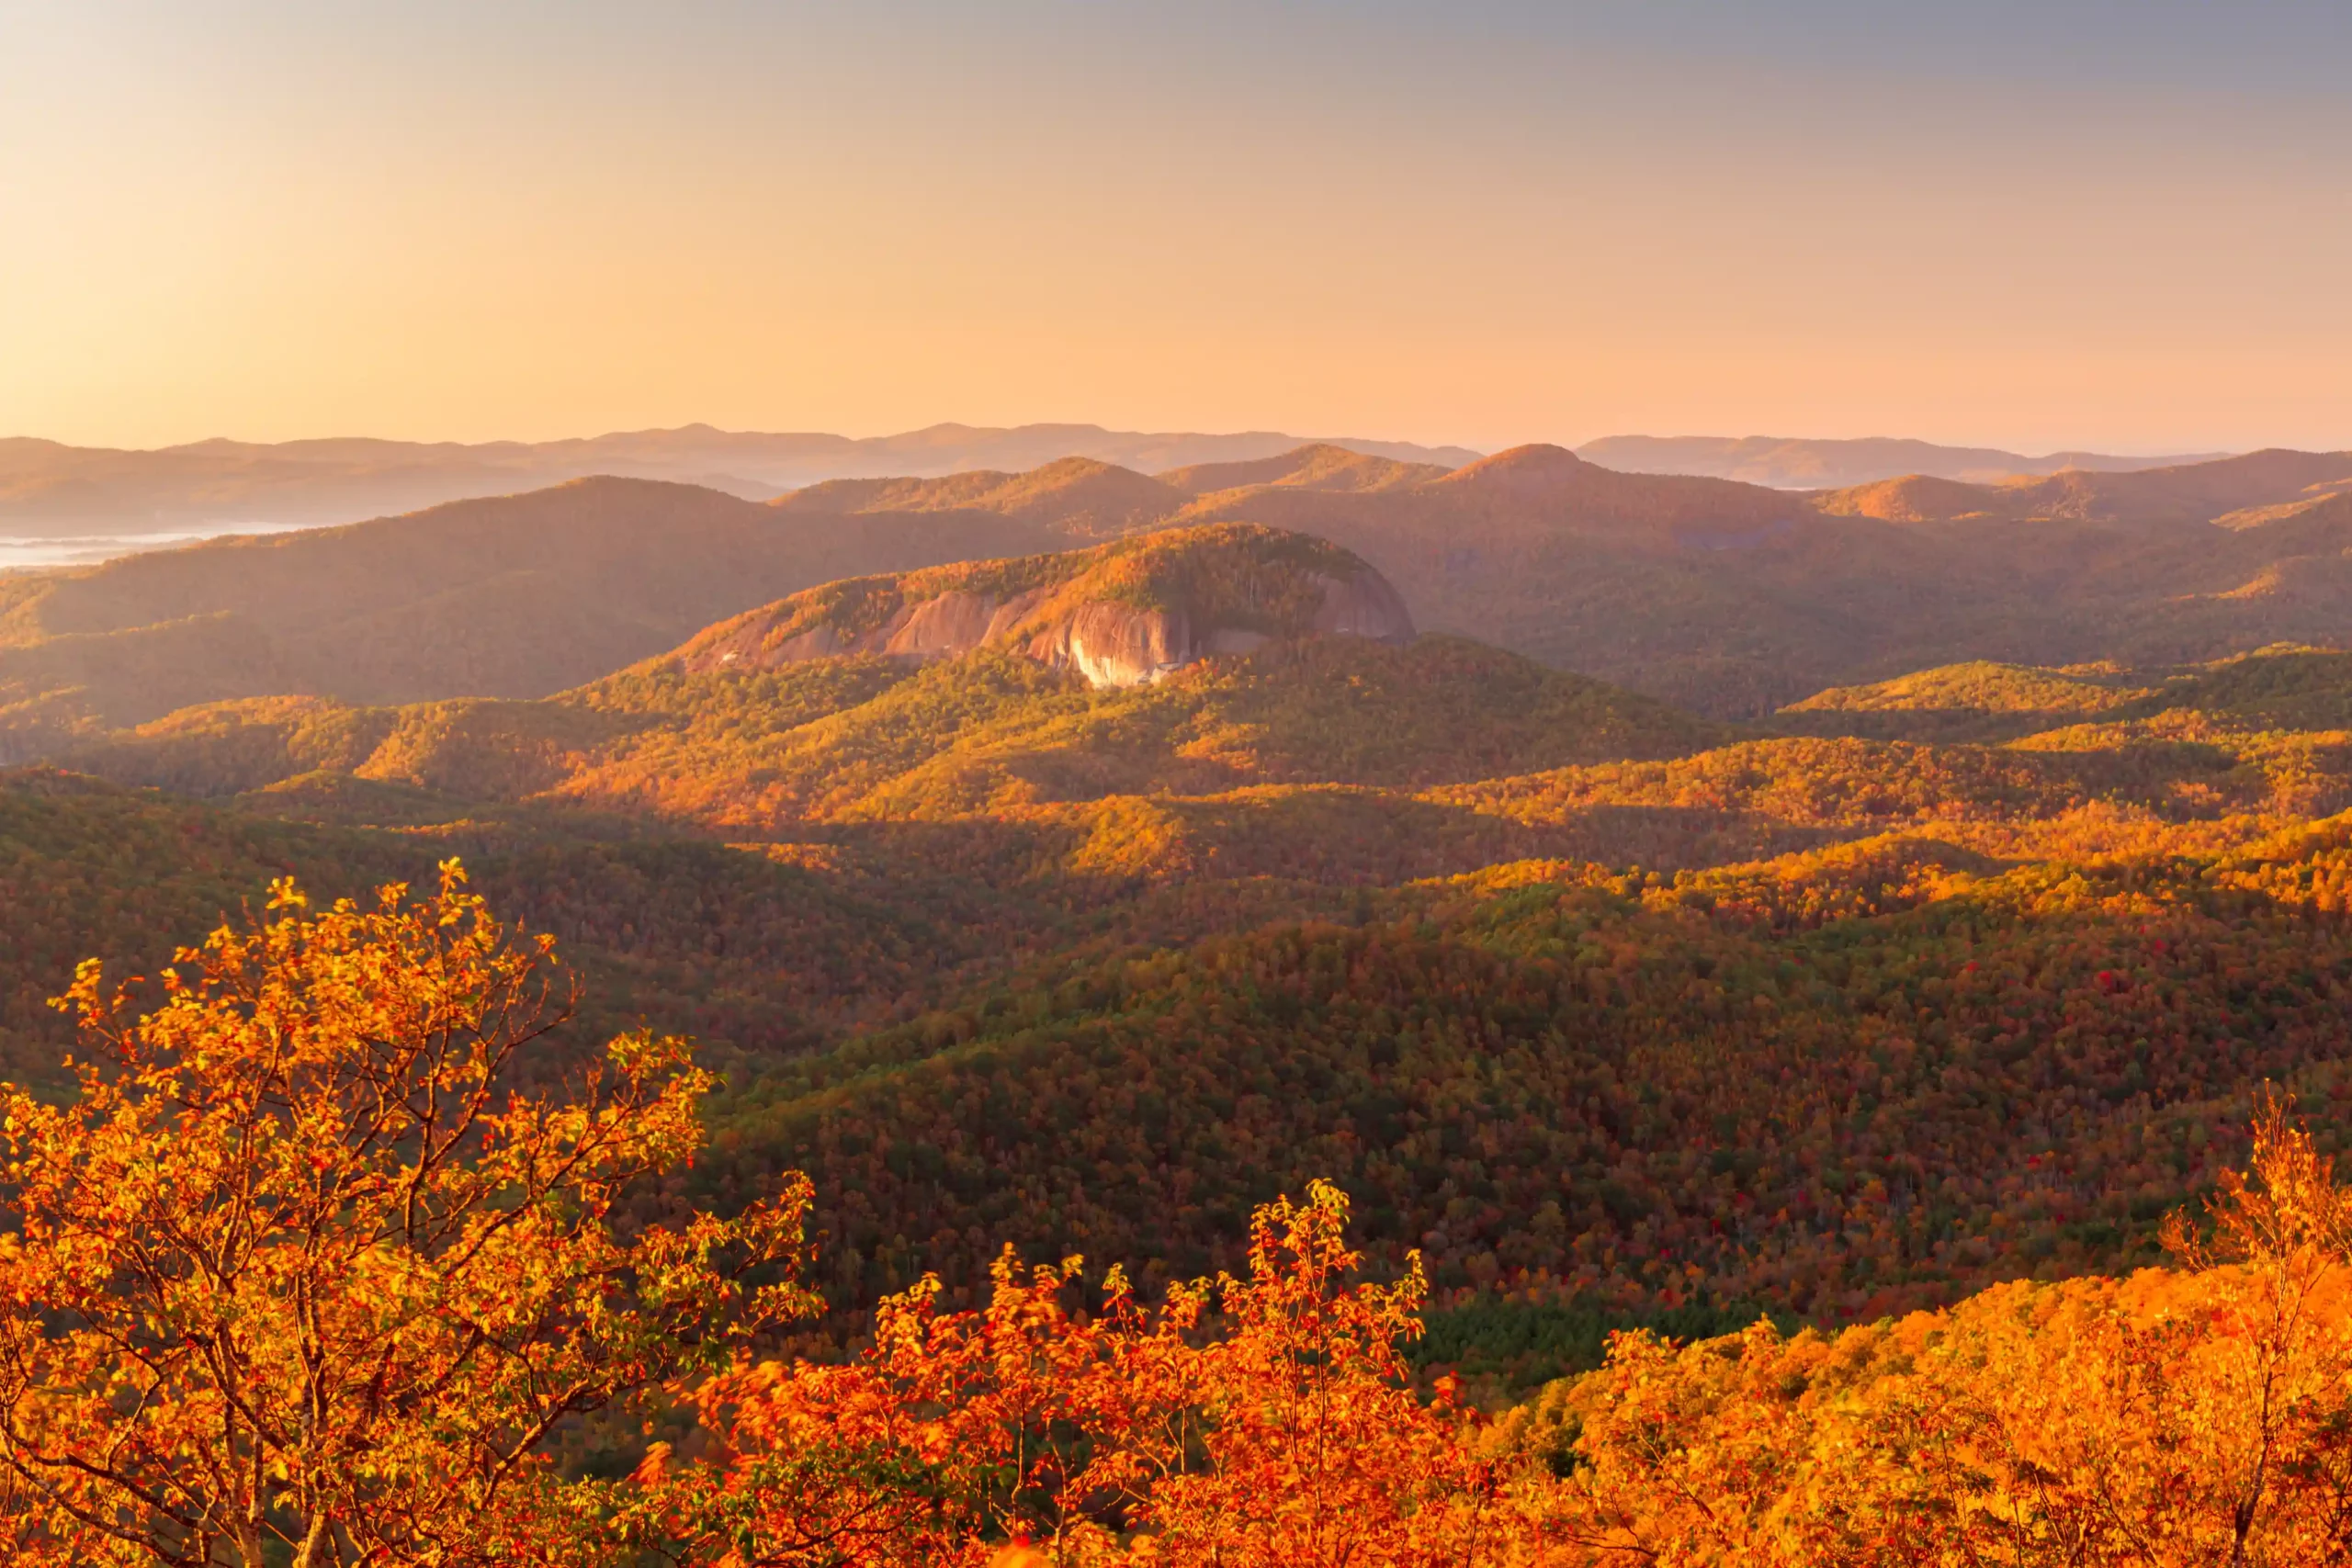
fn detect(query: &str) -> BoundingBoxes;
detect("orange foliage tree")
[1547,1095,2352,1566]
[628,1181,1524,1566]
[0,864,814,1568]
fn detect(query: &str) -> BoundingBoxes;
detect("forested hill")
[1170,446,2352,714]
[48,525,1724,832]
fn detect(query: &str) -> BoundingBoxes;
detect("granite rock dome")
[673,524,1415,689]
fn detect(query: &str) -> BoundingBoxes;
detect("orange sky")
[6,4,2350,455]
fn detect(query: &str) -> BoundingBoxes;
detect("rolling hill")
[1172,445,2352,713]
[772,457,1193,536]
[1815,447,2352,525]
[1773,648,2352,743]
[714,818,2352,1318]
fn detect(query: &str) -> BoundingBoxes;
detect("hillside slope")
[1814,448,2352,525]
[1773,648,2352,742]
[18,614,2352,1340]
[676,524,1413,687]
[772,457,1191,536]
[714,815,2352,1317]
[1159,442,1451,496]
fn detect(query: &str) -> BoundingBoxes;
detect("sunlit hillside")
[17,3,2352,1554]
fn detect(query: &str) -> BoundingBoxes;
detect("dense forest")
[3,873,2348,1563]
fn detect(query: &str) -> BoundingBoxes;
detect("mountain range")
[0,424,2261,543]
[0,423,1481,536]
[6,439,2350,749]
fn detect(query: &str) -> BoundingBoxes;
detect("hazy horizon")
[8,3,2350,455]
[0,420,2265,465]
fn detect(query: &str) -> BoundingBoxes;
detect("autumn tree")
[2148,1094,2352,1562]
[1545,1097,2352,1567]
[619,1250,1137,1567]
[0,863,815,1568]
[632,1180,1519,1566]
[1123,1182,1503,1566]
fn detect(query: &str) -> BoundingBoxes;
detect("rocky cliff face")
[1018,564,1415,686]
[676,525,1416,688]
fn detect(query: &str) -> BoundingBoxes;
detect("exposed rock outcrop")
[675,525,1415,688]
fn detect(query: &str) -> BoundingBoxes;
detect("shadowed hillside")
[1159,442,1451,496]
[1171,446,2352,713]
[772,457,1191,536]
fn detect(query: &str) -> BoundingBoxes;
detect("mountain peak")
[1436,443,1587,492]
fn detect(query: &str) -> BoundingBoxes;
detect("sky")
[5,1,2351,455]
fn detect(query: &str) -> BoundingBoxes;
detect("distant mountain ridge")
[6,426,2296,543]
[0,423,1483,536]
[1577,434,2233,489]
[1815,448,2352,526]
[7,439,2352,749]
